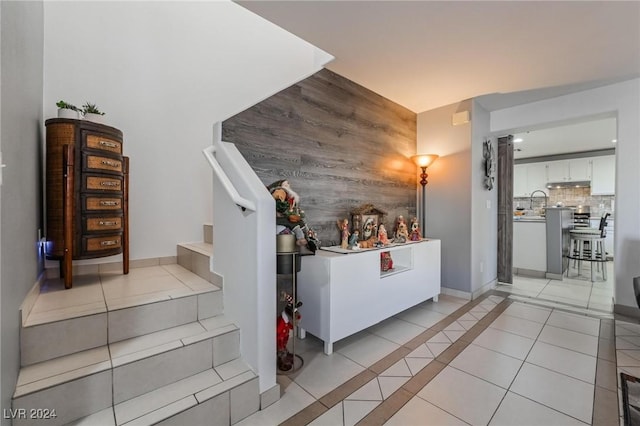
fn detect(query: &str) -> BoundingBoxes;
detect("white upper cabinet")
[546,158,592,182]
[546,160,569,182]
[527,163,548,195]
[568,158,591,181]
[591,155,616,195]
[514,162,547,197]
[514,164,528,197]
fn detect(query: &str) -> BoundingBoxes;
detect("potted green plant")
[82,102,105,123]
[56,100,81,119]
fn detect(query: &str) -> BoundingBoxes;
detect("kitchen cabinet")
[591,155,615,195]
[514,162,547,197]
[547,159,591,182]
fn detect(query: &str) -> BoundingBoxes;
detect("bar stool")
[568,229,607,281]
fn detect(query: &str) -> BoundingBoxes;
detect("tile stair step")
[64,363,257,426]
[177,242,214,284]
[13,317,243,426]
[20,286,223,366]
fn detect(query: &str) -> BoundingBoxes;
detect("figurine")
[378,224,389,245]
[268,180,319,252]
[348,230,360,249]
[394,221,409,243]
[380,251,394,272]
[337,218,350,249]
[362,218,375,240]
[409,217,422,241]
[276,292,302,372]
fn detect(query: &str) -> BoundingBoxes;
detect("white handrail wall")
[206,122,276,394]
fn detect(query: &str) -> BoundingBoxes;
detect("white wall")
[491,78,640,309]
[418,100,473,293]
[0,1,44,423]
[471,101,498,295]
[43,0,332,260]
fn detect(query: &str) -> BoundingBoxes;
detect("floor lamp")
[411,154,439,234]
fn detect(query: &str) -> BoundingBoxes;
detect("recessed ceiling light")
[514,138,524,143]
[612,139,617,143]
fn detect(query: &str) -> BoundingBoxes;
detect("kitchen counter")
[513,220,547,275]
[513,215,546,222]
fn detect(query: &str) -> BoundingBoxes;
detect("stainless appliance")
[570,205,591,228]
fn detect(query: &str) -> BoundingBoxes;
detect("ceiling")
[237,0,638,155]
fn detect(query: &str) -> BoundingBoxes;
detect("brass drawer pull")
[99,140,119,148]
[99,221,118,226]
[101,160,119,167]
[100,181,120,187]
[101,240,118,246]
[100,200,119,206]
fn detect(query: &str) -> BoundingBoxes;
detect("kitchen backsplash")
[514,187,614,217]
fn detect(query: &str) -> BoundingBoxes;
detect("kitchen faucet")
[529,190,548,211]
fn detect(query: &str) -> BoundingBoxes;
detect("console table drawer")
[86,175,122,192]
[84,196,123,211]
[85,134,122,154]
[85,216,122,232]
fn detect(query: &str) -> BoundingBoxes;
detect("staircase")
[12,224,262,426]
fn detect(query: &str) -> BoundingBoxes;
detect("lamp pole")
[418,166,428,232]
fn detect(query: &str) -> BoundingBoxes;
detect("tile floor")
[25,264,623,425]
[496,260,615,313]
[240,292,619,426]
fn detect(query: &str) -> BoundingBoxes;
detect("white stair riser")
[203,224,213,245]
[20,314,107,366]
[113,340,213,404]
[109,297,197,343]
[198,290,223,320]
[12,371,111,426]
[177,246,211,282]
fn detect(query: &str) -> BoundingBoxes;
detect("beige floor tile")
[380,359,412,378]
[405,357,432,376]
[417,366,506,425]
[395,306,448,328]
[292,351,365,399]
[546,310,601,336]
[538,324,599,356]
[511,362,594,424]
[450,344,523,389]
[344,400,380,426]
[237,381,316,426]
[489,391,587,426]
[489,313,545,340]
[306,402,342,426]
[472,327,535,360]
[335,332,400,368]
[368,317,426,345]
[386,396,467,426]
[502,302,551,323]
[346,378,382,401]
[526,341,597,384]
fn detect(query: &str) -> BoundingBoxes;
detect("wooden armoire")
[45,118,129,288]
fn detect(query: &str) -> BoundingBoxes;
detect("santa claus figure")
[276,292,302,371]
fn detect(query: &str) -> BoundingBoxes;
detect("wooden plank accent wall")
[497,135,514,283]
[222,69,417,246]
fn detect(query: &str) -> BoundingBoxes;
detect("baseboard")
[440,287,472,301]
[260,383,280,409]
[473,279,497,300]
[20,272,45,326]
[614,304,640,320]
[514,268,546,279]
[45,256,179,278]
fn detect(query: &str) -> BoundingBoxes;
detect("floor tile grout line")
[353,296,512,426]
[280,294,503,425]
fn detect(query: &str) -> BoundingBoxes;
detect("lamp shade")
[411,154,439,169]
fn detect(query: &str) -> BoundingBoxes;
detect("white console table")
[297,239,441,354]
